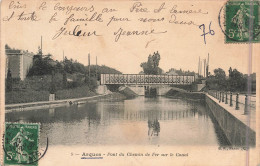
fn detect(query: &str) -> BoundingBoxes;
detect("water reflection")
[6,97,228,146]
[148,119,160,137]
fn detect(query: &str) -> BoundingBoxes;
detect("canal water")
[5,96,229,146]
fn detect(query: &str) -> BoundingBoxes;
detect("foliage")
[63,57,85,74]
[83,75,97,90]
[55,85,96,100]
[5,45,123,103]
[27,54,56,76]
[86,65,122,80]
[206,67,252,92]
[62,72,67,88]
[227,67,246,92]
[5,90,49,104]
[26,54,121,91]
[140,51,163,75]
[206,68,227,90]
[166,68,196,75]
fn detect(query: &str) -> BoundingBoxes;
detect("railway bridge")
[99,74,196,96]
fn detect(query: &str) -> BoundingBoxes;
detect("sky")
[1,0,258,75]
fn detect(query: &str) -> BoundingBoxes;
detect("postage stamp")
[225,1,260,43]
[3,123,40,165]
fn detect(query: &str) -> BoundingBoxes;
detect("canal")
[5,96,229,147]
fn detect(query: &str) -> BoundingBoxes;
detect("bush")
[5,90,49,104]
[55,85,96,100]
[84,76,98,90]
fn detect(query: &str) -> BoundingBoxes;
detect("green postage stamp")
[225,1,260,43]
[4,123,40,166]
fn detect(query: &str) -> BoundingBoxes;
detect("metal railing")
[208,90,256,115]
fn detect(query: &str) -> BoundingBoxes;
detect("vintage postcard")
[0,0,259,165]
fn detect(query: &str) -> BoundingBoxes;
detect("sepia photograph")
[0,0,259,165]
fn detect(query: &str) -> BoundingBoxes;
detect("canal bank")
[166,89,256,146]
[5,92,127,112]
[205,94,256,146]
[165,89,205,100]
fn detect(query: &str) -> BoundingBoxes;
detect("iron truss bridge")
[100,74,195,85]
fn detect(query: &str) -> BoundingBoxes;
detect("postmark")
[3,123,47,165]
[219,0,260,43]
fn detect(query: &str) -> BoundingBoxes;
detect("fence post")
[222,92,224,102]
[219,92,221,103]
[225,92,228,104]
[230,93,233,107]
[244,95,249,115]
[235,93,239,110]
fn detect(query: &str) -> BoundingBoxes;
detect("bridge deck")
[100,74,195,85]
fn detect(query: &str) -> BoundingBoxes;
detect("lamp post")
[49,60,56,101]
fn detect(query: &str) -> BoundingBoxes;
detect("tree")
[140,51,162,75]
[227,68,246,92]
[206,68,227,90]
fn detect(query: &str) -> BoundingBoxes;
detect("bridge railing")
[100,74,195,85]
[208,90,256,114]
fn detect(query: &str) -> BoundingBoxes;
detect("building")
[166,69,178,76]
[5,48,34,81]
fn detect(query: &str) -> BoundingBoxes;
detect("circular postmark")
[218,0,260,43]
[2,122,48,165]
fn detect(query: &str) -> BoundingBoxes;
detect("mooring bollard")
[235,93,239,110]
[244,95,249,115]
[222,92,225,102]
[230,93,233,107]
[225,92,228,104]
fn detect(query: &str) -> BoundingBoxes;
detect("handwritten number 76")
[199,22,215,44]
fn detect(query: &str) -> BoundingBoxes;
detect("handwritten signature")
[52,25,100,40]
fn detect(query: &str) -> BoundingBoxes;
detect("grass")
[5,86,97,104]
[55,86,96,100]
[5,90,50,104]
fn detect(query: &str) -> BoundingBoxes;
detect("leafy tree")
[207,67,249,92]
[27,53,55,76]
[87,65,122,80]
[227,68,246,92]
[206,68,227,90]
[140,51,162,75]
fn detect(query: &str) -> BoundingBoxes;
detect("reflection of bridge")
[101,74,195,85]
